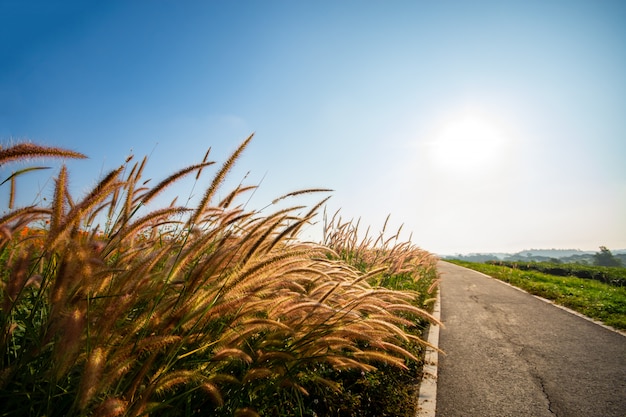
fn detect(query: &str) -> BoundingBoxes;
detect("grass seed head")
[0,142,87,165]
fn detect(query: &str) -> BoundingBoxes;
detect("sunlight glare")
[428,111,507,177]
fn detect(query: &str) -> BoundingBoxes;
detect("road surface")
[435,261,626,417]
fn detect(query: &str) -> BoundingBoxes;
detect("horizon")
[440,247,626,256]
[2,1,625,255]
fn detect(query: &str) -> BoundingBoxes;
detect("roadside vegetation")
[485,260,626,286]
[0,138,438,416]
[448,260,626,331]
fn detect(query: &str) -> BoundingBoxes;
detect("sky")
[1,0,625,255]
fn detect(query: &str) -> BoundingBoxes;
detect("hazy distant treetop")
[593,246,623,267]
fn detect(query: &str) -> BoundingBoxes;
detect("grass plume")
[0,135,437,416]
[0,142,87,165]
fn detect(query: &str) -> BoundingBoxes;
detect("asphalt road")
[435,261,626,417]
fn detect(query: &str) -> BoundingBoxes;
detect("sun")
[428,111,507,177]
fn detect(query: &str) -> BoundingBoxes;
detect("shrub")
[486,260,626,287]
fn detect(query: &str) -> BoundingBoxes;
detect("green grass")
[449,260,626,330]
[485,260,626,286]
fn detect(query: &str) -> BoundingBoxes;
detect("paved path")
[435,261,626,417]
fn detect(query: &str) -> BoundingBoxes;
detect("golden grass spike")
[8,176,15,209]
[428,278,440,294]
[224,249,312,297]
[219,184,257,209]
[240,213,289,265]
[316,281,342,305]
[0,142,87,165]
[285,195,332,240]
[106,186,121,225]
[196,147,212,180]
[73,166,124,216]
[154,370,198,395]
[281,380,309,396]
[134,335,183,355]
[2,250,30,312]
[200,383,223,407]
[375,340,420,362]
[160,228,228,281]
[141,161,215,205]
[219,320,294,347]
[361,318,409,342]
[92,398,127,417]
[324,356,376,372]
[311,336,354,350]
[112,207,192,244]
[121,158,144,223]
[234,407,261,417]
[50,165,68,235]
[257,350,296,363]
[270,188,334,205]
[211,348,253,364]
[78,347,106,410]
[47,166,124,248]
[135,154,147,181]
[265,197,332,254]
[353,350,408,370]
[352,266,387,285]
[125,350,159,402]
[0,225,11,241]
[64,185,75,210]
[383,303,441,325]
[87,198,118,229]
[190,133,253,226]
[0,206,50,228]
[383,231,401,250]
[53,308,86,379]
[242,368,274,384]
[125,160,139,186]
[371,214,391,248]
[307,374,342,393]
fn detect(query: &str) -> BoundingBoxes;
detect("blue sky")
[1,0,625,254]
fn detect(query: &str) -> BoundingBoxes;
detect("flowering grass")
[0,139,438,416]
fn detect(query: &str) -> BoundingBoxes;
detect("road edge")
[416,283,441,417]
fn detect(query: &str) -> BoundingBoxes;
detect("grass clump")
[318,212,439,416]
[0,137,438,416]
[449,260,626,331]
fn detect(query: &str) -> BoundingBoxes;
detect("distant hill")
[513,249,594,258]
[443,248,626,265]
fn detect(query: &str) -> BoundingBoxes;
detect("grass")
[449,260,626,331]
[485,260,626,286]
[320,212,439,416]
[0,139,438,416]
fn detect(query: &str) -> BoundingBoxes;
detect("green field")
[448,260,626,331]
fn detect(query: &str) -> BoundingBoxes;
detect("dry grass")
[0,137,438,416]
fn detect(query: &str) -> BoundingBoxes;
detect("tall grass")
[317,211,439,415]
[0,138,437,416]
